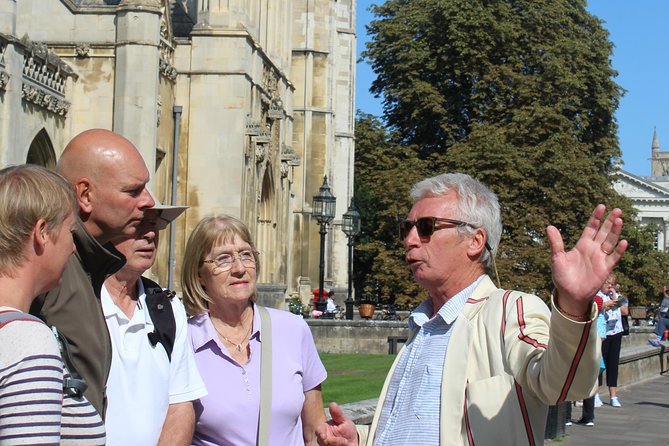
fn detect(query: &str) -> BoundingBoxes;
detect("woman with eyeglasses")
[182,215,327,446]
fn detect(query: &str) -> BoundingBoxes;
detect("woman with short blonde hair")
[0,164,106,444]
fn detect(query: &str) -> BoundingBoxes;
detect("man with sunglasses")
[318,172,627,446]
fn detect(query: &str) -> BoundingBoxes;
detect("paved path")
[551,374,669,445]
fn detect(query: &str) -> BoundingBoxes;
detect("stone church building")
[0,0,356,307]
[615,129,669,251]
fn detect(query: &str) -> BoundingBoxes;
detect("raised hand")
[316,403,359,446]
[546,204,628,316]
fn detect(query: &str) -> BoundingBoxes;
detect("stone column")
[0,34,22,166]
[0,0,15,35]
[195,0,241,28]
[113,0,162,169]
[663,218,669,252]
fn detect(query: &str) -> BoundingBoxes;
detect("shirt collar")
[409,275,485,330]
[191,303,262,351]
[101,279,146,319]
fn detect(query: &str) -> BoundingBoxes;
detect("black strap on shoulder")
[142,277,177,361]
[0,310,87,398]
[51,326,88,398]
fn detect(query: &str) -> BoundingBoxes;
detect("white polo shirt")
[102,280,207,445]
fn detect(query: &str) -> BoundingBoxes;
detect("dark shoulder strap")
[142,277,177,361]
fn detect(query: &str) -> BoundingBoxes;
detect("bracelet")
[554,299,590,322]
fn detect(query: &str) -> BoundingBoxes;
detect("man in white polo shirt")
[102,198,207,445]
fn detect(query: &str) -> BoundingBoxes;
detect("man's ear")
[74,178,93,215]
[467,227,487,258]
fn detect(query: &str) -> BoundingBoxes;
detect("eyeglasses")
[399,217,475,240]
[203,250,258,271]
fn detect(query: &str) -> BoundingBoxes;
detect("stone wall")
[307,319,410,355]
[612,326,669,387]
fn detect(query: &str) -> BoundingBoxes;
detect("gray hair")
[409,173,502,272]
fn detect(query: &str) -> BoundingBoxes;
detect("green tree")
[356,0,669,304]
[353,112,428,308]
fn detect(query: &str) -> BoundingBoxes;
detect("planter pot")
[358,303,376,319]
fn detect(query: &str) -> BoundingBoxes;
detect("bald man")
[31,129,155,416]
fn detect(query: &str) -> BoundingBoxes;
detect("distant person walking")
[600,274,628,407]
[651,286,669,341]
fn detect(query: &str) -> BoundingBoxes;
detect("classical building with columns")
[614,129,669,251]
[0,0,356,307]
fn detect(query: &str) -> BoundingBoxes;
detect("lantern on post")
[341,199,361,320]
[311,176,337,312]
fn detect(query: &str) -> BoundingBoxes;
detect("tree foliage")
[354,0,669,307]
[353,112,429,308]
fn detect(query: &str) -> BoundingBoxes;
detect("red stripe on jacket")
[514,380,536,446]
[501,290,512,336]
[516,298,548,349]
[557,319,593,403]
[463,382,475,446]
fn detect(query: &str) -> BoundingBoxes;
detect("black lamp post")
[341,199,361,320]
[312,176,337,313]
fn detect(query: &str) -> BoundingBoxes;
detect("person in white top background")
[102,197,207,445]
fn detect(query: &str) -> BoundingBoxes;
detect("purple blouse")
[188,304,327,446]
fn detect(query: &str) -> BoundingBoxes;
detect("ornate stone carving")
[75,44,91,58]
[280,143,301,167]
[255,144,266,164]
[280,160,289,179]
[245,117,262,136]
[160,5,169,40]
[21,82,70,116]
[268,97,284,120]
[159,23,177,83]
[0,71,9,91]
[156,95,162,126]
[159,58,177,81]
[253,128,271,144]
[19,35,77,114]
[280,144,300,179]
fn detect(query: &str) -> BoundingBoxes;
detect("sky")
[355,0,669,177]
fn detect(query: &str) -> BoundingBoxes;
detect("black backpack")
[141,277,177,361]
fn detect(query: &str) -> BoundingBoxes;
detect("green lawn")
[320,354,395,405]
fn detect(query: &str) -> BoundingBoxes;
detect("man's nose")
[403,225,421,249]
[142,227,157,240]
[140,187,156,209]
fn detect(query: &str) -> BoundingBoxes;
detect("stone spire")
[653,126,660,155]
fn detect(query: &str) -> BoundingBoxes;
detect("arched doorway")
[26,129,57,169]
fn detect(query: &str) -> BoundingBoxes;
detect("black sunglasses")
[399,217,475,240]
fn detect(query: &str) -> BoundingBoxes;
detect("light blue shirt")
[374,276,484,446]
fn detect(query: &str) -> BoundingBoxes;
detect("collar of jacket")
[73,218,126,299]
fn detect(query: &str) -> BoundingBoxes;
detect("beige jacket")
[361,276,599,446]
